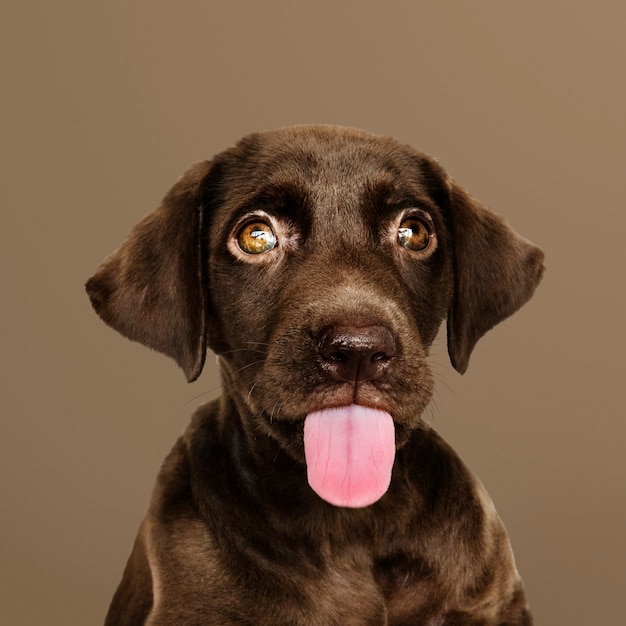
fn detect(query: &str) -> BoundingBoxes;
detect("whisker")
[247,382,257,403]
[269,400,284,424]
[217,348,269,357]
[182,383,223,407]
[232,359,266,375]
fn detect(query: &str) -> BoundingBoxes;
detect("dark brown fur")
[86,125,544,625]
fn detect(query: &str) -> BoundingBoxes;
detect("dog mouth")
[303,404,396,509]
[237,359,433,509]
[248,340,433,508]
[230,311,434,508]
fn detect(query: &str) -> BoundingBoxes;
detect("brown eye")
[398,217,432,252]
[236,221,277,255]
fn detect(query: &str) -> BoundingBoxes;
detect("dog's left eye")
[397,217,433,252]
[236,221,277,255]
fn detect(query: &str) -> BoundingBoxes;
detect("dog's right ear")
[85,161,212,382]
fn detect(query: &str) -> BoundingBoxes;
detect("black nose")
[317,325,396,383]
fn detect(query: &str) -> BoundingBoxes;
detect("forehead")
[210,126,447,221]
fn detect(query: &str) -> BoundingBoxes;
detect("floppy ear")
[85,161,212,382]
[446,180,545,374]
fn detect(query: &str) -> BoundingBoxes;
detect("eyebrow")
[362,176,438,217]
[232,179,312,222]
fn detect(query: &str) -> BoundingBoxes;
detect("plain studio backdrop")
[2,2,624,624]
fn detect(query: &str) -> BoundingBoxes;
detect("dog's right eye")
[236,221,277,255]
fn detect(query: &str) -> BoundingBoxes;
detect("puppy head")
[86,125,544,405]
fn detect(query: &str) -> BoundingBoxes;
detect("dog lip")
[303,399,396,423]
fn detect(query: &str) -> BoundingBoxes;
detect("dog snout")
[317,325,396,384]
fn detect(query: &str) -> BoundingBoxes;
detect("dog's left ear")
[85,161,212,382]
[446,180,545,374]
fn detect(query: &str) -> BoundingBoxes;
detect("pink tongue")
[303,405,395,508]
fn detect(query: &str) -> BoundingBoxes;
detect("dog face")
[86,125,544,467]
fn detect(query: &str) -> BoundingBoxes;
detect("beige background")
[2,2,624,624]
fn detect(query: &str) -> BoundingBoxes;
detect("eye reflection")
[237,221,277,255]
[398,217,431,252]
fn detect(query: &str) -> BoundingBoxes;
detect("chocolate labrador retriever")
[86,125,544,625]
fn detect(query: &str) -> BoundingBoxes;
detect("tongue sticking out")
[303,405,395,508]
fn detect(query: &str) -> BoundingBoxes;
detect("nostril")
[328,351,348,363]
[371,351,389,363]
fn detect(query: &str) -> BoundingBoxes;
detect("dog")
[86,125,544,625]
